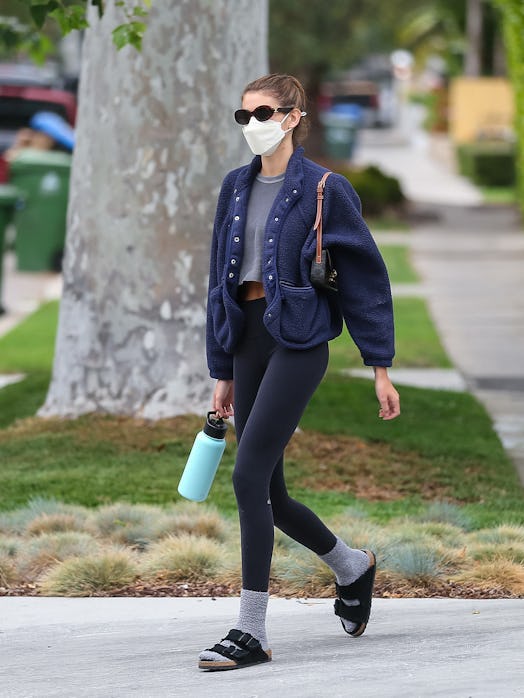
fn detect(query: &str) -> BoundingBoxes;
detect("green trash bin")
[0,184,22,314]
[9,149,72,271]
[320,109,359,161]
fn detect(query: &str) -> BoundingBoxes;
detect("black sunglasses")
[234,105,294,126]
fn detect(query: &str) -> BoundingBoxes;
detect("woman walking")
[200,74,400,670]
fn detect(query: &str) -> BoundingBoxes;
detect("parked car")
[0,63,77,181]
[319,77,396,129]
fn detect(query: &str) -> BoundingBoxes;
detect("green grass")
[0,301,58,373]
[0,373,51,429]
[0,301,58,428]
[481,187,517,205]
[328,297,451,371]
[367,216,410,231]
[0,378,522,529]
[379,245,419,284]
[0,280,522,531]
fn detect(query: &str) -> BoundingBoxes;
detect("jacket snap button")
[234,236,240,242]
[274,217,279,222]
[285,197,289,202]
[234,215,240,221]
[268,275,273,281]
[228,272,234,278]
[292,189,297,194]
[235,196,240,201]
[231,259,236,265]
[267,312,272,318]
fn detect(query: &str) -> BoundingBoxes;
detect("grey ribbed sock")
[199,589,269,662]
[320,537,370,633]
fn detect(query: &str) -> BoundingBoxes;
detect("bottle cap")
[204,411,228,439]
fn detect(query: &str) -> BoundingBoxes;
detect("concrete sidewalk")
[0,251,61,339]
[355,107,524,485]
[1,597,523,697]
[411,204,524,484]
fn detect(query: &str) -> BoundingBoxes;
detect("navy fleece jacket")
[206,146,395,380]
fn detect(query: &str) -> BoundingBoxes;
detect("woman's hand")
[374,367,400,420]
[213,379,234,419]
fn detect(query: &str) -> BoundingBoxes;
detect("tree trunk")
[464,0,483,76]
[41,0,268,419]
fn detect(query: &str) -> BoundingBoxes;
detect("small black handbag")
[310,171,338,293]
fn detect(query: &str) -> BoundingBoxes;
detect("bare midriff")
[238,281,265,301]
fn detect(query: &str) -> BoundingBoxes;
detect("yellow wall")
[449,77,515,144]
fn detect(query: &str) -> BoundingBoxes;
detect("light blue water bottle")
[177,412,228,502]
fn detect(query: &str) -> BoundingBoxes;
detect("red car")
[0,64,77,181]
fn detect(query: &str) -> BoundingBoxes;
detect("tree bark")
[41,0,268,419]
[464,0,483,77]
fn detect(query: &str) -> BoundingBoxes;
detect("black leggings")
[232,298,337,591]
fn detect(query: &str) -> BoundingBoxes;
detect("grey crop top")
[239,172,284,284]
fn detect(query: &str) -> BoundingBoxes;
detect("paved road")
[1,597,524,697]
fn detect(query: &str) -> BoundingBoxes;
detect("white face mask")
[242,112,293,156]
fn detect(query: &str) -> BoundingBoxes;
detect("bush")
[89,503,166,547]
[494,0,524,215]
[39,550,138,596]
[338,165,405,217]
[17,531,99,579]
[456,141,517,187]
[382,542,453,582]
[141,533,224,582]
[157,502,227,541]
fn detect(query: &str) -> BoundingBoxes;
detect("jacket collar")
[234,146,306,195]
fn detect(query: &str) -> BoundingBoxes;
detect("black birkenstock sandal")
[198,629,272,671]
[334,549,376,637]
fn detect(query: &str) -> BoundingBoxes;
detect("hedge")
[493,0,524,215]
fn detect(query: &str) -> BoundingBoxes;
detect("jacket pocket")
[209,284,244,353]
[278,282,330,345]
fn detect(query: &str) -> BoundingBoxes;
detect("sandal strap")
[224,629,262,651]
[204,629,268,666]
[334,551,376,626]
[335,563,375,601]
[333,598,367,625]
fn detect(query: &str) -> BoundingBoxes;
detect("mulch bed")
[2,578,520,599]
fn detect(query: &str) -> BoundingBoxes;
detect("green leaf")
[112,20,146,51]
[29,5,50,29]
[132,6,148,17]
[28,1,60,29]
[48,4,89,35]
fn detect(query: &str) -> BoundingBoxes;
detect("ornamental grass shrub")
[16,531,100,580]
[380,542,455,582]
[453,559,524,596]
[39,550,138,596]
[466,542,524,565]
[88,503,167,547]
[0,553,18,587]
[271,548,335,597]
[26,513,88,536]
[469,525,524,546]
[0,498,89,535]
[416,501,473,531]
[1,500,524,596]
[140,534,225,582]
[156,502,227,541]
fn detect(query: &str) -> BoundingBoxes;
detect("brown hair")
[242,73,309,146]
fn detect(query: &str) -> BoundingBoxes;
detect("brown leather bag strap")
[313,171,332,263]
